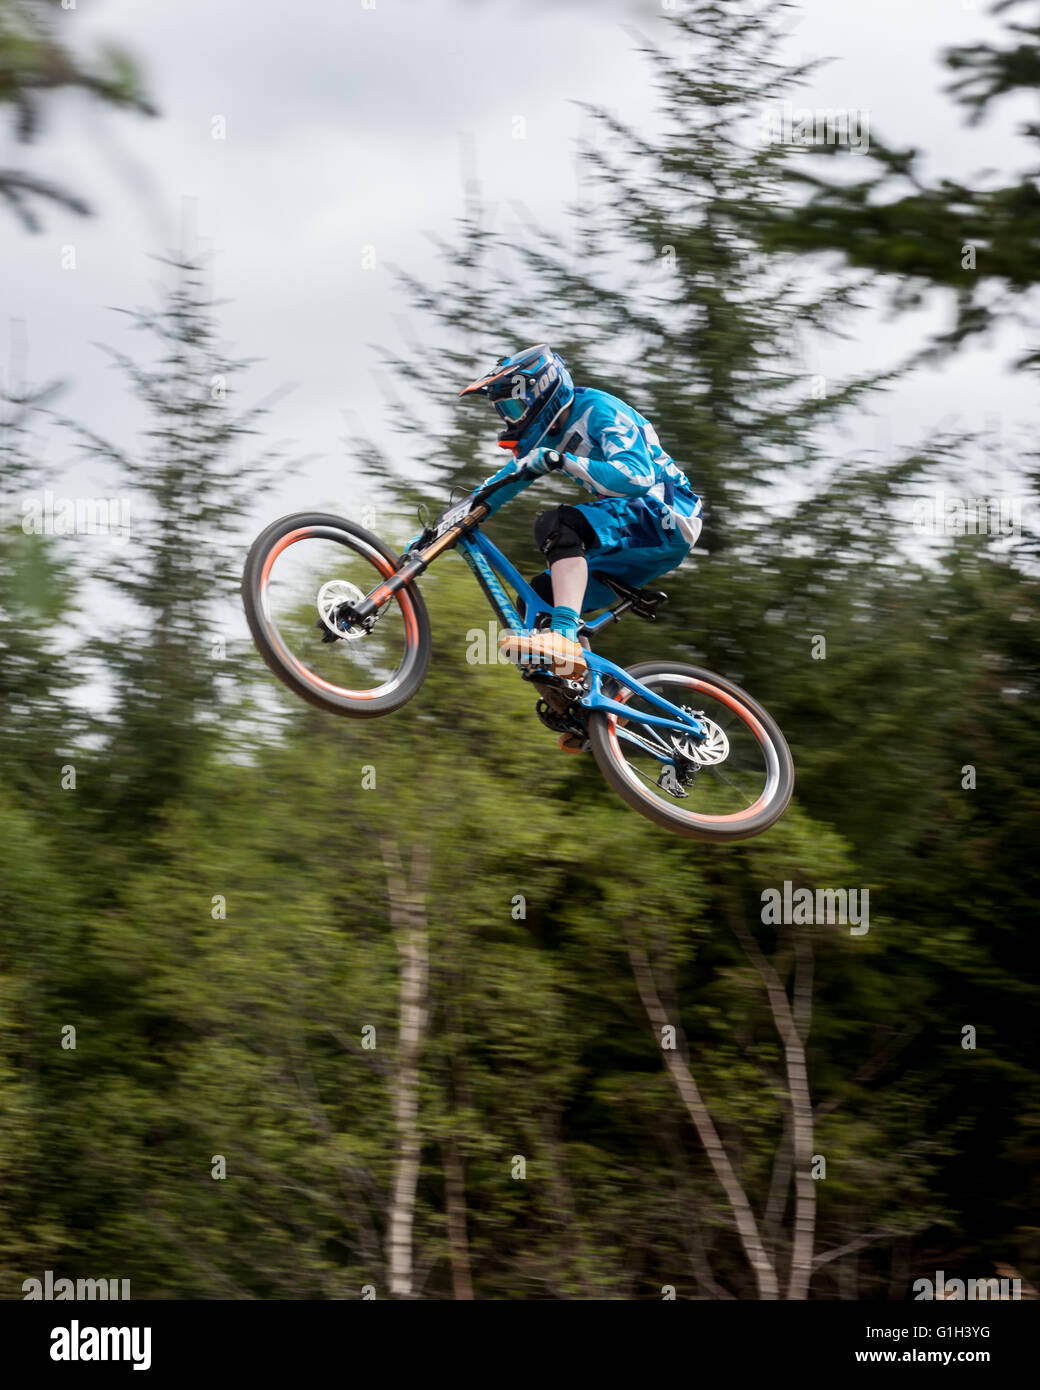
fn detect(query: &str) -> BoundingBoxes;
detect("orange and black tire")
[242,511,432,718]
[587,660,794,843]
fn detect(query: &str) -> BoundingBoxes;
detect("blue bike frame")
[455,527,708,750]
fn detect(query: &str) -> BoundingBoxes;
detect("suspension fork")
[347,505,490,621]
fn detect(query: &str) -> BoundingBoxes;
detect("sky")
[3,0,1036,542]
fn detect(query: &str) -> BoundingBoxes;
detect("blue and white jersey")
[537,387,703,548]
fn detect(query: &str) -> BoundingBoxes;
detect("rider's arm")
[402,453,561,554]
[550,401,661,499]
[555,450,656,498]
[481,406,663,515]
[479,451,561,515]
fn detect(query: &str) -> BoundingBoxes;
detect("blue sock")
[550,605,580,641]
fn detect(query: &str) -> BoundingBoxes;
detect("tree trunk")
[626,928,780,1300]
[729,907,817,1300]
[382,838,431,1299]
[444,1136,473,1300]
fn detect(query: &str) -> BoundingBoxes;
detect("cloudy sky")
[4,0,1035,534]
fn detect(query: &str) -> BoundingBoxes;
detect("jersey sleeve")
[478,459,540,515]
[558,399,659,498]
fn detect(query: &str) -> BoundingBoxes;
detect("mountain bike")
[241,466,794,842]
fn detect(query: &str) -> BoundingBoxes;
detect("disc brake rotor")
[672,711,730,766]
[317,579,369,641]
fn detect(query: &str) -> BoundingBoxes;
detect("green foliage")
[748,0,1040,369]
[0,0,1036,1302]
[0,0,155,229]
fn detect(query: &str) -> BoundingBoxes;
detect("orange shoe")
[557,731,591,754]
[499,629,587,677]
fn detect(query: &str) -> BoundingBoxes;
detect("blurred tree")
[62,254,288,837]
[359,0,1039,1295]
[1,0,1036,1305]
[0,0,155,229]
[750,0,1040,370]
[0,374,78,799]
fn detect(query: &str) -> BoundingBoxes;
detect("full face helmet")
[459,344,574,457]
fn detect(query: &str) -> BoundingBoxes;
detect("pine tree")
[752,0,1040,370]
[0,0,154,229]
[64,254,288,834]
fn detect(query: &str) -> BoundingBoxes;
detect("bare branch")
[626,925,779,1300]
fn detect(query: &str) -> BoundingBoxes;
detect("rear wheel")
[587,661,794,842]
[242,511,431,717]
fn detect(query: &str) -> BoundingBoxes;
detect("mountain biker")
[460,345,703,712]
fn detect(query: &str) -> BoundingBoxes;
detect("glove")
[480,450,566,516]
[480,459,536,516]
[524,447,566,475]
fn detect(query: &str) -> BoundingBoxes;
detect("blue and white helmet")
[460,344,574,458]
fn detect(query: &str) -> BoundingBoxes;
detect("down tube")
[457,532,553,634]
[456,534,523,633]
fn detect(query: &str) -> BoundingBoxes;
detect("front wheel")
[242,511,432,717]
[587,661,794,842]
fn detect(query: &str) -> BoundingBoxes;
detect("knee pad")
[533,506,593,564]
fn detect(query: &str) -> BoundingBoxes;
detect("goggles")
[492,393,529,423]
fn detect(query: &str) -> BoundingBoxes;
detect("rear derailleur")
[657,750,699,798]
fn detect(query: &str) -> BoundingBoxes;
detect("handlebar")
[470,463,533,507]
[463,449,563,511]
[403,451,565,562]
[349,453,564,623]
[413,455,558,551]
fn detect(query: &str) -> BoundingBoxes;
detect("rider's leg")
[546,554,587,645]
[500,506,593,675]
[520,565,590,649]
[534,507,595,661]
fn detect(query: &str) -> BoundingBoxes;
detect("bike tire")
[242,511,432,718]
[587,660,794,843]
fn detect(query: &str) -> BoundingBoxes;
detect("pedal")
[522,669,588,712]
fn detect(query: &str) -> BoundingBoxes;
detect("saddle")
[590,570,668,621]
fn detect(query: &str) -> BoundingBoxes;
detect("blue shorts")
[537,495,695,613]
